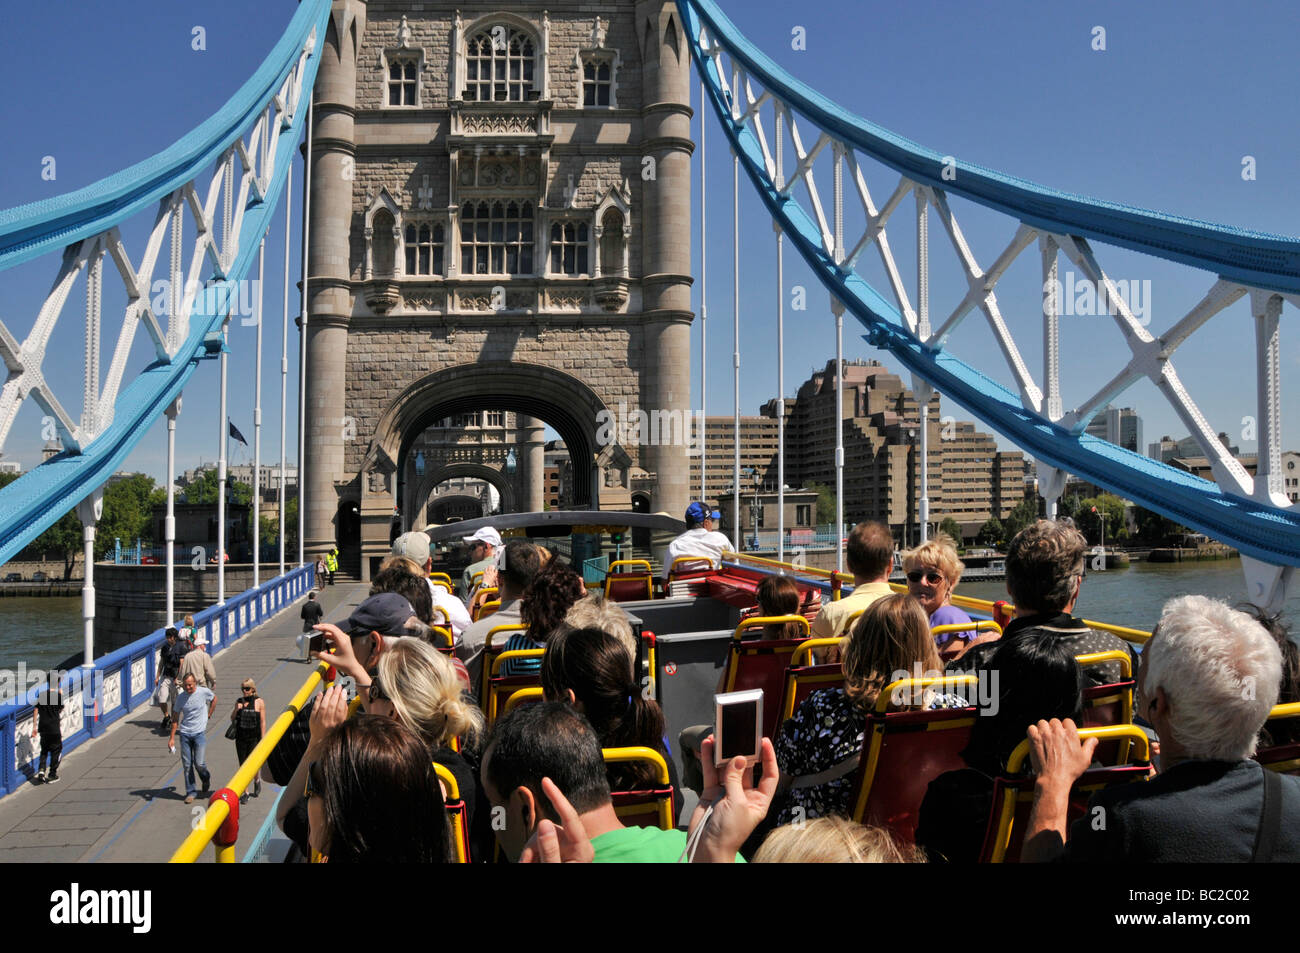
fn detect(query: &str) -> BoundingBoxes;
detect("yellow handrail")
[607,559,653,574]
[1075,650,1133,680]
[429,572,453,586]
[1006,723,1151,775]
[874,675,978,714]
[732,614,811,641]
[171,661,333,863]
[1268,701,1300,720]
[932,620,1002,639]
[504,686,544,714]
[790,637,844,668]
[603,745,673,831]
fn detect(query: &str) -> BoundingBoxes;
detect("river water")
[0,559,1295,679]
[956,557,1299,636]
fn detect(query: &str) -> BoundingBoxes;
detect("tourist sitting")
[460,526,502,600]
[809,520,896,641]
[541,626,682,825]
[914,633,1084,863]
[753,816,926,863]
[305,704,450,863]
[501,558,587,677]
[1023,595,1300,862]
[949,519,1133,685]
[902,532,975,660]
[563,594,639,662]
[1240,605,1300,748]
[370,562,435,628]
[744,574,807,640]
[483,702,759,862]
[774,593,969,828]
[389,531,472,641]
[662,502,735,578]
[457,540,541,696]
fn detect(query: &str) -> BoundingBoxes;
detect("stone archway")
[409,461,517,528]
[358,361,626,573]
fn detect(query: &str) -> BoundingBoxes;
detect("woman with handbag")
[229,679,266,802]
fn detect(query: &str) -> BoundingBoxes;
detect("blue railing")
[581,554,610,586]
[0,563,313,798]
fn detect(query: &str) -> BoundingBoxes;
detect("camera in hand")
[713,689,763,766]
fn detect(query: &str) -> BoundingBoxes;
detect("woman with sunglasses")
[902,533,975,660]
[305,711,450,863]
[229,679,266,802]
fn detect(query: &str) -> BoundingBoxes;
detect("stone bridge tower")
[302,1,694,578]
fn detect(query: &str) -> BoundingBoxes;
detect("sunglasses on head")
[906,570,944,585]
[242,686,255,693]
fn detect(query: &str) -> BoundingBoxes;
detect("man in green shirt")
[483,702,767,863]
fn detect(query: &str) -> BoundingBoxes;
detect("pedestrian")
[315,554,326,589]
[32,679,64,784]
[180,632,217,690]
[299,591,324,661]
[155,626,186,732]
[230,679,266,803]
[326,548,339,586]
[180,614,198,648]
[169,673,216,804]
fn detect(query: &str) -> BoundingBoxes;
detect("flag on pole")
[1089,505,1098,514]
[229,420,248,446]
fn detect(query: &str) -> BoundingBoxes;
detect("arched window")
[600,207,625,277]
[404,222,445,276]
[460,201,535,275]
[372,209,396,277]
[465,26,535,102]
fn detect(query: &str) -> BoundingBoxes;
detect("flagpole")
[253,238,264,589]
[218,319,228,607]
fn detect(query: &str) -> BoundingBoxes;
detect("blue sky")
[0,0,1296,485]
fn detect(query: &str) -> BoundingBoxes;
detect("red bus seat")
[779,638,845,722]
[604,560,655,602]
[1077,650,1137,764]
[433,761,472,863]
[979,725,1152,862]
[480,624,528,703]
[604,746,675,831]
[720,615,812,740]
[850,675,979,844]
[485,649,544,727]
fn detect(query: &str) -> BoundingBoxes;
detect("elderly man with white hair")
[1023,594,1300,862]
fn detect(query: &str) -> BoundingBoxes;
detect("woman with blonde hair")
[902,532,975,659]
[370,639,484,838]
[754,816,926,863]
[774,593,967,826]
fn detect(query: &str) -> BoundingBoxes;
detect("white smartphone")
[714,689,763,766]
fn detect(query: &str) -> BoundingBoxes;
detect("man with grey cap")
[392,530,472,642]
[461,526,502,600]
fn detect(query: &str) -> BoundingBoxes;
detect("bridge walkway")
[0,582,369,863]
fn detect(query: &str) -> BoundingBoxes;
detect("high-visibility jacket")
[325,552,338,572]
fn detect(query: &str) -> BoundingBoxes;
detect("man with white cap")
[663,502,734,579]
[391,530,472,642]
[461,526,503,600]
[179,630,217,691]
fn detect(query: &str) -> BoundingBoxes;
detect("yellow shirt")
[809,581,895,638]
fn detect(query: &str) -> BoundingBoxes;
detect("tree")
[181,468,252,506]
[1002,495,1041,543]
[1133,505,1186,545]
[976,518,1004,547]
[937,516,963,543]
[1075,494,1126,545]
[99,474,162,555]
[255,495,300,562]
[32,509,83,580]
[805,481,838,526]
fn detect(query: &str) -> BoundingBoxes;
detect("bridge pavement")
[0,582,370,863]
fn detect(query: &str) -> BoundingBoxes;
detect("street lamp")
[904,424,918,549]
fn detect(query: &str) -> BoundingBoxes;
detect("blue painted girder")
[0,0,331,565]
[677,0,1300,566]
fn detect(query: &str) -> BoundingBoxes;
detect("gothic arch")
[366,361,609,510]
[409,461,517,529]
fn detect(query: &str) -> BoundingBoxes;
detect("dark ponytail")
[542,626,668,790]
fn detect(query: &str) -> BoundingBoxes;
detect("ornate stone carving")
[397,15,412,48]
[403,294,439,310]
[594,276,629,313]
[365,278,401,314]
[547,290,586,310]
[591,17,607,49]
[368,470,389,494]
[461,113,538,135]
[417,174,433,210]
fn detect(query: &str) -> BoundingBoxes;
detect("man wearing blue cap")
[663,502,735,579]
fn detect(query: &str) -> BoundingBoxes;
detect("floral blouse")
[775,687,969,825]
